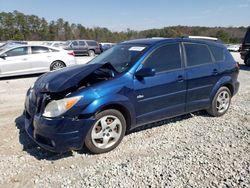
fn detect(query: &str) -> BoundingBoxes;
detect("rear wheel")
[206,87,231,117]
[88,50,95,57]
[244,56,250,67]
[50,61,66,71]
[85,109,126,154]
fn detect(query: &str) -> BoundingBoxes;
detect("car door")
[133,43,186,125]
[183,42,220,112]
[29,46,52,72]
[0,46,31,77]
[78,41,88,54]
[71,41,80,55]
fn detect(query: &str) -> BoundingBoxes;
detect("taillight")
[96,42,100,50]
[68,51,75,56]
[235,62,240,70]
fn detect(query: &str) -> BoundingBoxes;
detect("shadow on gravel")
[128,110,210,134]
[15,115,73,161]
[239,64,250,71]
[14,110,210,159]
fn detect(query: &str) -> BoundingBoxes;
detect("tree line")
[0,10,248,43]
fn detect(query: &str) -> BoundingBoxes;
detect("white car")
[42,41,66,48]
[0,45,76,78]
[227,44,240,52]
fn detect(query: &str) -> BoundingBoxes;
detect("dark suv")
[240,27,250,66]
[63,40,101,56]
[24,38,239,154]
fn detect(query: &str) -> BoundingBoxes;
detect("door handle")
[22,58,27,61]
[213,69,218,75]
[177,75,184,82]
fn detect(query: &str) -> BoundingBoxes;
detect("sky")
[0,0,249,31]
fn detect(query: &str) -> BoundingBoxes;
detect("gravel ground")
[0,53,249,188]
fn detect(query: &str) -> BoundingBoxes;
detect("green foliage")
[0,11,248,43]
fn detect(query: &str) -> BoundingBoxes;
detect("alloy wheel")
[91,115,122,149]
[216,90,230,113]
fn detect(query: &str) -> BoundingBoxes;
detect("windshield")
[89,44,149,73]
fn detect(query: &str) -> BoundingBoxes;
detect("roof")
[121,38,180,45]
[121,37,225,48]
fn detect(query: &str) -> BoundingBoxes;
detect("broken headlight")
[43,96,82,118]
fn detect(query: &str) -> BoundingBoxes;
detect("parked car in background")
[99,42,116,52]
[0,45,76,78]
[227,44,240,52]
[240,26,250,66]
[43,41,66,48]
[63,40,101,56]
[0,40,27,50]
[24,38,239,154]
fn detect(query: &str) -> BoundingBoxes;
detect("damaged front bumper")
[24,111,95,153]
[24,90,95,153]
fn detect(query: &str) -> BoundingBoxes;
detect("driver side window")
[6,47,28,57]
[143,43,181,73]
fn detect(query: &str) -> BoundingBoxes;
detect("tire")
[85,109,126,154]
[206,87,231,117]
[88,50,95,57]
[244,56,250,67]
[50,61,66,71]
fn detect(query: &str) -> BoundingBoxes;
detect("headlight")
[43,96,82,118]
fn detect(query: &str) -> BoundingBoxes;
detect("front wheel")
[85,109,126,154]
[206,87,231,117]
[50,61,66,71]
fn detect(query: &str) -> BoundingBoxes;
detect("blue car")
[24,38,239,154]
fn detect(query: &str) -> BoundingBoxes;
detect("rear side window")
[86,41,98,46]
[6,47,28,57]
[209,45,225,61]
[79,41,86,46]
[143,43,182,73]
[184,43,213,66]
[31,46,49,54]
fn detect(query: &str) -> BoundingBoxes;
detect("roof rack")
[183,35,218,41]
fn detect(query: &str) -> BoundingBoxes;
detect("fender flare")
[210,76,233,101]
[80,94,136,128]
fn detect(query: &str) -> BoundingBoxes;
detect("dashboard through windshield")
[89,44,149,73]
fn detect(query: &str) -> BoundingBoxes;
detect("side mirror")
[0,53,7,59]
[135,67,156,78]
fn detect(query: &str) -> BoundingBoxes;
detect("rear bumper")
[24,111,95,153]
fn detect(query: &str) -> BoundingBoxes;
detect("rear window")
[209,45,225,61]
[86,41,98,46]
[184,43,213,66]
[31,46,49,54]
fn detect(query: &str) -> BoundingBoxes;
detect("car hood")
[34,63,104,93]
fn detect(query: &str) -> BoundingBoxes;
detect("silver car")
[0,45,77,78]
